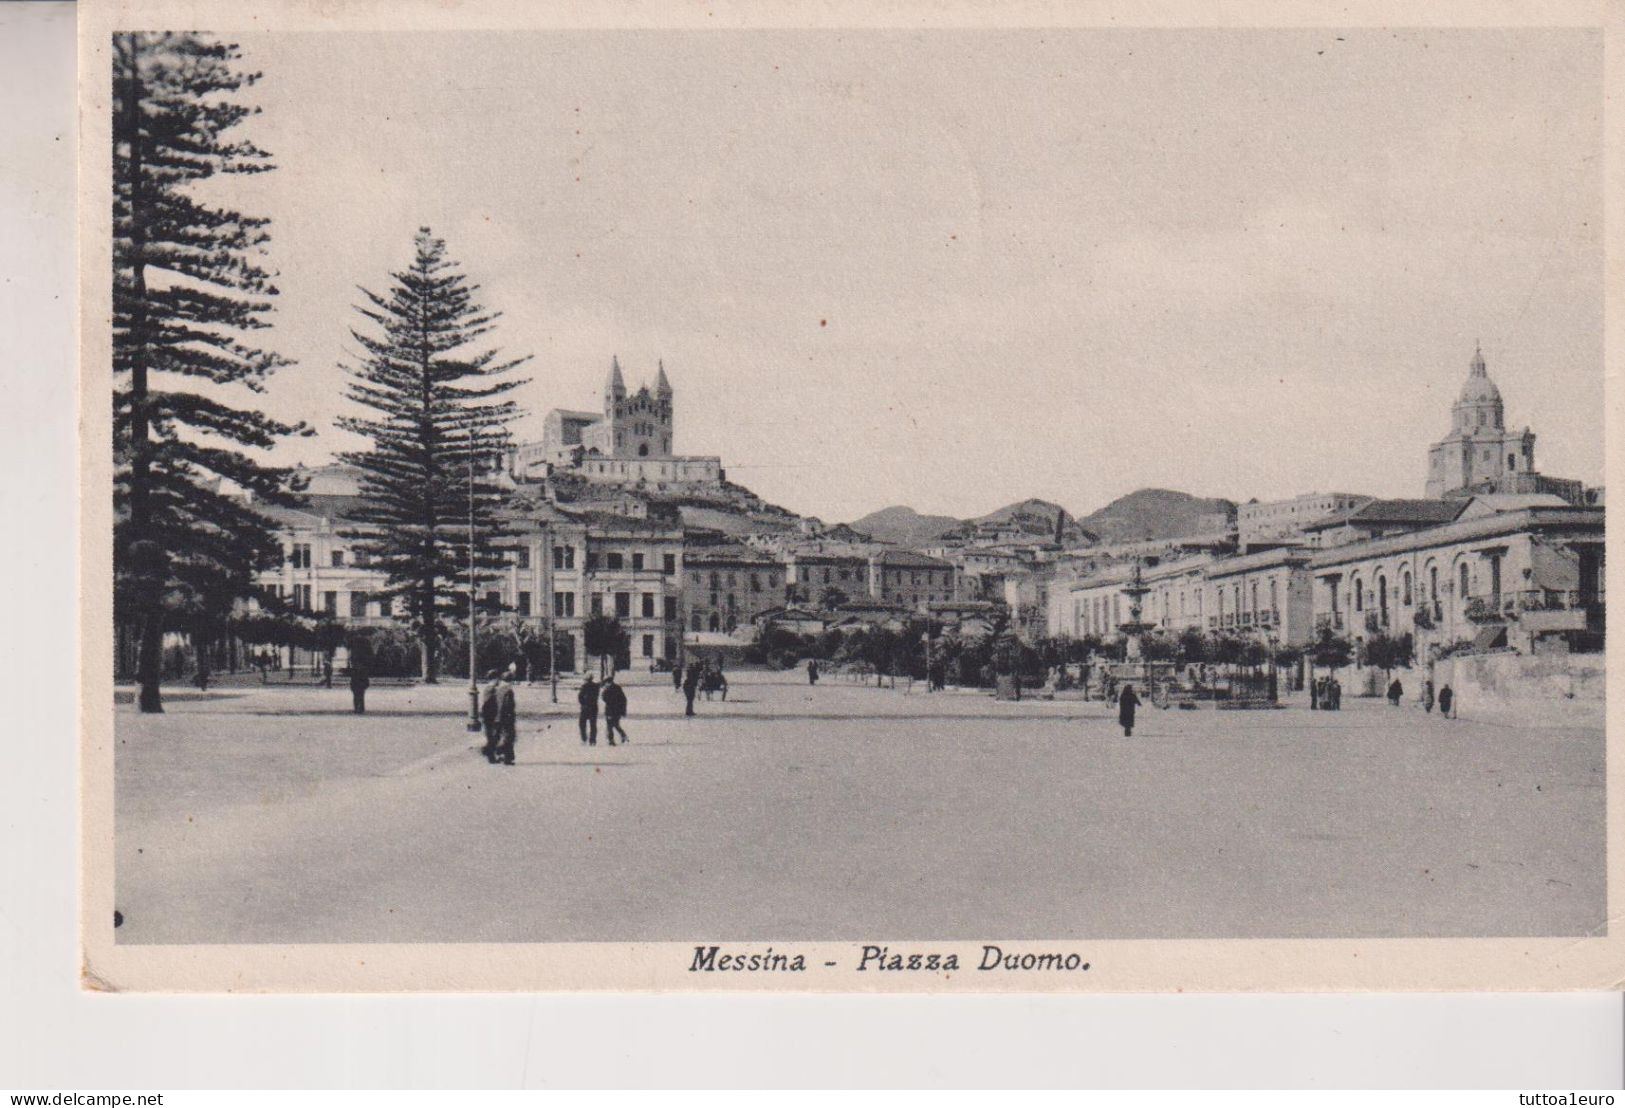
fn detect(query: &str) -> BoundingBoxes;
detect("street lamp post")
[543,520,558,703]
[465,436,483,732]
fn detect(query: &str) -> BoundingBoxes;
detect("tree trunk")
[137,613,163,712]
[120,42,165,714]
[420,598,438,683]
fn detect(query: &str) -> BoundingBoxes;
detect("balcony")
[1463,595,1512,624]
[1316,612,1344,632]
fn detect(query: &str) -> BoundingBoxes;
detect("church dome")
[1457,344,1502,406]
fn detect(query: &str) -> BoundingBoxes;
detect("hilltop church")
[512,357,725,491]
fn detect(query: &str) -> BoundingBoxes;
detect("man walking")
[578,673,600,746]
[1422,678,1436,713]
[1387,677,1404,706]
[672,662,683,693]
[1438,684,1455,719]
[602,672,629,746]
[494,672,518,766]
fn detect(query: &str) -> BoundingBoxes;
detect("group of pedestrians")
[1401,677,1455,717]
[576,672,630,746]
[478,666,519,765]
[1309,676,1343,710]
[677,660,726,716]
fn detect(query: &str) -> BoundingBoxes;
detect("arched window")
[1459,561,1470,599]
[1269,580,1277,612]
[1352,575,1363,611]
[1429,565,1438,602]
[1402,571,1412,606]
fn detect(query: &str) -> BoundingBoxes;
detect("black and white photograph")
[77,0,1621,993]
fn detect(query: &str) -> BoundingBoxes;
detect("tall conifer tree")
[337,229,530,682]
[113,33,309,713]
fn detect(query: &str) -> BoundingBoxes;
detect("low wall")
[1431,651,1605,723]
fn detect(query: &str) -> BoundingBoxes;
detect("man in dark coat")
[672,662,683,692]
[349,658,370,714]
[1422,679,1435,713]
[807,659,819,685]
[479,670,502,762]
[494,674,518,765]
[578,675,600,745]
[682,662,700,717]
[1329,677,1342,710]
[601,673,629,746]
[1118,683,1141,737]
[1387,677,1404,706]
[1438,684,1455,719]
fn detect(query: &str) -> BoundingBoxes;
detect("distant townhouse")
[866,548,956,610]
[1237,492,1372,547]
[684,543,786,634]
[1301,498,1465,549]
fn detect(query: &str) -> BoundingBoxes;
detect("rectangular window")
[615,592,631,618]
[485,590,501,611]
[641,593,655,618]
[516,547,530,569]
[294,584,312,611]
[641,634,654,658]
[585,551,599,571]
[323,590,337,616]
[554,591,576,618]
[632,552,645,572]
[750,574,761,593]
[518,591,531,616]
[664,596,678,621]
[606,552,624,571]
[590,594,604,616]
[663,554,676,575]
[330,550,345,567]
[350,590,369,618]
[290,543,312,569]
[353,548,370,567]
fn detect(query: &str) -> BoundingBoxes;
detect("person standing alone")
[602,672,628,746]
[349,657,370,714]
[1118,683,1141,738]
[578,674,600,745]
[683,662,700,717]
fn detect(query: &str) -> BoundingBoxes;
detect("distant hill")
[1076,488,1236,545]
[848,505,960,546]
[936,498,1096,545]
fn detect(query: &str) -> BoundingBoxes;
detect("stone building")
[1237,492,1372,547]
[866,549,957,610]
[1307,499,1604,656]
[683,544,787,634]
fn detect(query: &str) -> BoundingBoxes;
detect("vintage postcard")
[78,0,1624,991]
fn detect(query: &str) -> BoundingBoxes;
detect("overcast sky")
[220,28,1603,523]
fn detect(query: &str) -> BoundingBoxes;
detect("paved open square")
[113,671,1604,945]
